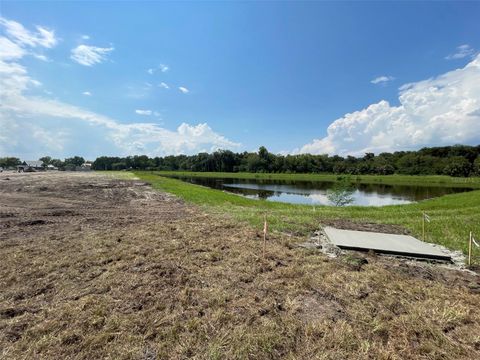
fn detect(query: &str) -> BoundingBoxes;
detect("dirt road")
[1,172,480,359]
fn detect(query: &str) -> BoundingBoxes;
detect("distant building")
[17,160,44,172]
[46,164,58,171]
[74,162,93,172]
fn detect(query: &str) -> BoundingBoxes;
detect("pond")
[167,175,474,207]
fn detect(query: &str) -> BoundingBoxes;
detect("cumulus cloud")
[70,44,114,66]
[159,82,169,89]
[299,55,480,156]
[82,91,92,96]
[2,92,239,156]
[371,75,395,85]
[0,17,239,158]
[178,86,189,94]
[446,44,477,60]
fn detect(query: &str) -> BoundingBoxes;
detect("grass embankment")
[135,171,480,259]
[156,171,480,188]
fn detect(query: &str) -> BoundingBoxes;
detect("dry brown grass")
[1,172,480,359]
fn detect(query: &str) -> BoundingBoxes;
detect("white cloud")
[446,44,477,60]
[0,17,57,48]
[135,109,161,117]
[81,34,90,40]
[33,53,49,61]
[82,91,92,96]
[0,36,25,60]
[299,55,480,156]
[147,64,169,75]
[371,75,395,85]
[159,82,169,89]
[178,86,189,94]
[70,44,114,66]
[2,88,239,157]
[135,109,152,116]
[0,17,239,158]
[31,124,67,152]
[0,19,55,64]
[2,93,240,157]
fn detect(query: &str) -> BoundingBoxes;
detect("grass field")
[135,171,480,261]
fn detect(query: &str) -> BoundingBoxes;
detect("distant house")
[17,160,44,172]
[46,164,58,171]
[75,162,93,171]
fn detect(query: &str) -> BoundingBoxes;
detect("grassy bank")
[155,171,480,188]
[135,172,480,260]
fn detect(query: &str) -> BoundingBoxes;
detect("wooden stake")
[422,212,425,241]
[468,231,472,266]
[263,214,267,260]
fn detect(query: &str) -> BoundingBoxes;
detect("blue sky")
[1,1,479,160]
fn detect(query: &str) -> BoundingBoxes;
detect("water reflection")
[168,176,473,207]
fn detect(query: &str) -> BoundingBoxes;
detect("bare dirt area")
[0,172,187,235]
[1,172,480,359]
[320,218,411,235]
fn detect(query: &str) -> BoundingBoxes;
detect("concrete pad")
[324,227,451,261]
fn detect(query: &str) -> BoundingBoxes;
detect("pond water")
[168,176,474,207]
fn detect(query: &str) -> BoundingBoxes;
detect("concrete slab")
[324,227,451,261]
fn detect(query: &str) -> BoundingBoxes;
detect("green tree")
[64,156,85,167]
[39,156,52,166]
[443,156,472,177]
[51,159,64,169]
[0,157,21,168]
[327,178,355,206]
[472,156,480,176]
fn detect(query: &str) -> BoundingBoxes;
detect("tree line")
[91,145,480,177]
[0,156,86,171]
[2,145,479,177]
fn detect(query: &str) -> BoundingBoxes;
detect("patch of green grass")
[97,170,138,180]
[135,171,480,259]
